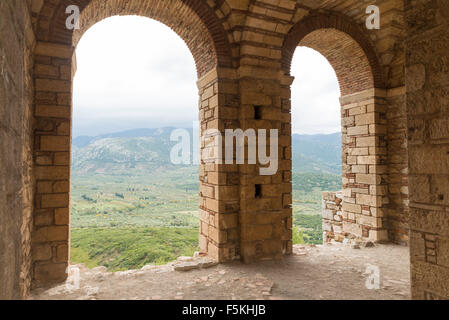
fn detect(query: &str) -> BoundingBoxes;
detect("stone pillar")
[197,68,240,262]
[238,67,293,263]
[339,89,389,242]
[31,41,74,287]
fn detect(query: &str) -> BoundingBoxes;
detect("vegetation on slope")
[70,129,342,270]
[71,227,198,270]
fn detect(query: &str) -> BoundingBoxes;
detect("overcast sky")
[73,16,341,137]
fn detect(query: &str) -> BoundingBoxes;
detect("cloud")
[73,16,197,137]
[291,47,341,134]
[73,17,341,137]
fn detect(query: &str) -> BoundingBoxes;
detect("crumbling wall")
[322,192,344,242]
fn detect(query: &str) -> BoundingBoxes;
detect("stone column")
[238,67,293,263]
[197,67,240,262]
[31,41,74,287]
[339,89,389,242]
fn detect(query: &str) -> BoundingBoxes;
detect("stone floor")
[30,243,410,300]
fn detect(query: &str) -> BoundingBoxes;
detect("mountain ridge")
[72,128,342,175]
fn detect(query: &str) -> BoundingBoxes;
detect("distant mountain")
[73,128,178,148]
[72,128,341,175]
[72,128,182,174]
[292,133,341,174]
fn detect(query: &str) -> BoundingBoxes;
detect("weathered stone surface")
[406,0,449,299]
[0,0,35,300]
[406,65,426,92]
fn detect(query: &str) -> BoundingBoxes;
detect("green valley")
[70,129,342,269]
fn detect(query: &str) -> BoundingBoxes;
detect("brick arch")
[282,13,384,96]
[35,0,232,77]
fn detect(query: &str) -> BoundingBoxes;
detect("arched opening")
[69,16,200,271]
[283,13,388,245]
[31,0,235,287]
[284,15,410,299]
[290,46,342,246]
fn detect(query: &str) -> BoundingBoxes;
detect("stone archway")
[35,0,233,77]
[282,13,389,244]
[282,13,384,95]
[31,0,237,288]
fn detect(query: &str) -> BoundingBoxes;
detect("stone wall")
[406,0,449,300]
[0,0,35,299]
